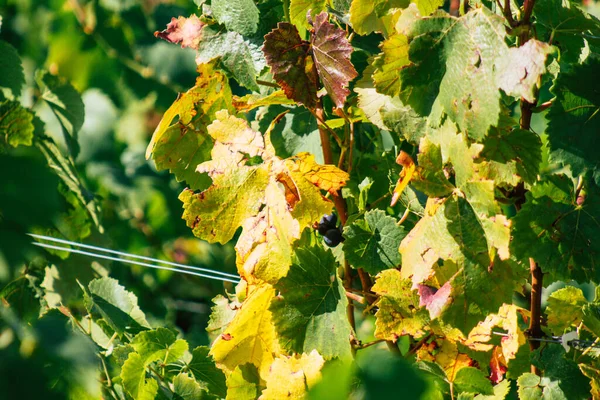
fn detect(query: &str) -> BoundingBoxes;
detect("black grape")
[317,223,329,235]
[324,228,343,247]
[320,213,337,227]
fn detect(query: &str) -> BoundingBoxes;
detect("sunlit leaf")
[261,351,325,400]
[154,15,205,49]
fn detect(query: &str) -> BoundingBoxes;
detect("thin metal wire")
[28,233,239,279]
[31,242,241,284]
[492,331,600,348]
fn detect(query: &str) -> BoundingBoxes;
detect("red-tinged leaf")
[417,282,451,319]
[311,12,358,108]
[490,347,508,384]
[263,23,317,109]
[155,15,204,50]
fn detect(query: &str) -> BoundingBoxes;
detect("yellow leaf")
[391,151,416,206]
[287,152,349,195]
[417,338,472,382]
[260,350,325,400]
[210,284,280,378]
[464,304,529,361]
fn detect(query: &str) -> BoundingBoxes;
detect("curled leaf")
[154,15,204,50]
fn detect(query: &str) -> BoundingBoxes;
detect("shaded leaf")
[531,345,590,399]
[0,40,25,98]
[232,91,296,112]
[263,23,317,108]
[188,346,227,398]
[35,70,84,157]
[130,327,188,364]
[0,100,34,149]
[173,373,209,400]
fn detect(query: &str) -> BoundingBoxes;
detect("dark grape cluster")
[315,213,344,247]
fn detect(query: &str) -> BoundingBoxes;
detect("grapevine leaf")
[181,111,343,282]
[475,128,542,187]
[582,303,600,337]
[270,245,353,360]
[417,283,452,319]
[0,40,25,98]
[531,345,590,399]
[453,367,494,396]
[343,210,406,274]
[349,0,397,36]
[545,286,587,334]
[212,0,259,36]
[232,91,296,112]
[173,373,209,400]
[400,196,520,333]
[146,64,233,190]
[207,294,240,342]
[546,58,600,181]
[372,269,430,340]
[290,0,327,30]
[0,100,34,149]
[35,70,84,157]
[263,22,317,108]
[261,351,325,400]
[580,365,600,400]
[120,353,159,400]
[354,64,397,130]
[257,106,323,163]
[311,12,358,108]
[226,364,260,400]
[188,346,227,398]
[154,15,205,49]
[210,284,279,378]
[496,40,553,103]
[130,327,188,364]
[411,138,455,197]
[83,277,150,336]
[465,304,528,362]
[374,9,551,141]
[196,28,265,91]
[534,0,600,63]
[511,180,600,282]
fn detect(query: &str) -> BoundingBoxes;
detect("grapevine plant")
[2,0,600,398]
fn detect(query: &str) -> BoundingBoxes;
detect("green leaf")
[263,22,317,108]
[196,28,265,91]
[517,373,543,399]
[0,40,25,98]
[453,367,493,396]
[534,0,600,63]
[212,0,259,36]
[130,327,188,364]
[233,91,296,112]
[145,63,233,191]
[373,9,551,140]
[35,70,84,157]
[207,294,240,342]
[546,58,600,181]
[83,277,150,336]
[545,286,587,334]
[0,100,34,149]
[511,180,600,282]
[188,346,227,398]
[120,352,159,400]
[226,364,260,400]
[173,373,209,400]
[290,0,327,30]
[270,245,353,360]
[582,303,600,337]
[311,12,358,108]
[475,128,542,186]
[343,210,406,274]
[372,269,430,340]
[531,345,590,399]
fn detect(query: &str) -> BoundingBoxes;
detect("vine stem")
[516,0,542,376]
[528,258,543,375]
